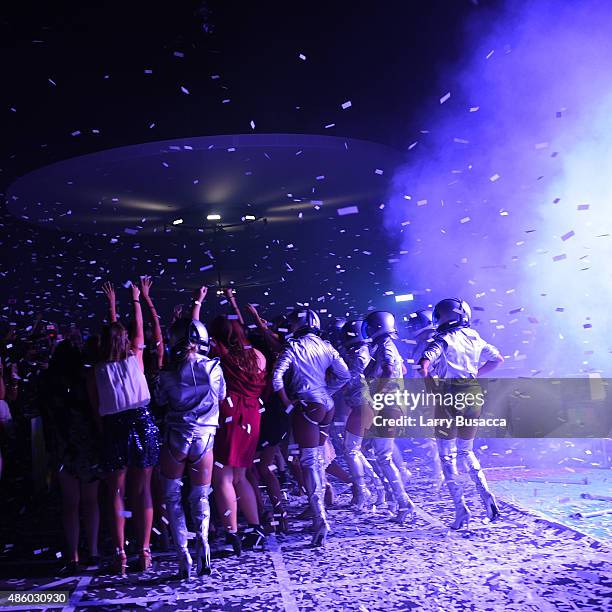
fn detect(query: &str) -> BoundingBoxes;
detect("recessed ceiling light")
[207,214,221,221]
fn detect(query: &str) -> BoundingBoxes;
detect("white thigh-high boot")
[392,442,412,486]
[161,475,193,579]
[300,447,330,546]
[344,431,371,509]
[373,437,415,523]
[456,438,500,521]
[363,444,389,506]
[188,484,212,576]
[437,439,471,530]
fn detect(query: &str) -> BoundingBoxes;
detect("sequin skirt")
[102,407,161,472]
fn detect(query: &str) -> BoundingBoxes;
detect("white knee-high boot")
[344,431,371,509]
[188,484,212,576]
[456,438,500,521]
[437,439,471,530]
[373,438,415,523]
[300,447,329,546]
[161,475,193,579]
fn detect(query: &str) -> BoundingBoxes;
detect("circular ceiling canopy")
[6,133,402,234]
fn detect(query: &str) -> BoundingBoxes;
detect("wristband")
[193,300,201,305]
[133,300,140,304]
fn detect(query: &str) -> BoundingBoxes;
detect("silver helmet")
[286,308,321,335]
[403,309,434,337]
[340,320,367,346]
[432,298,471,329]
[362,311,397,340]
[169,318,210,358]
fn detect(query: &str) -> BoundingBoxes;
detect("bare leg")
[128,466,154,552]
[233,467,260,525]
[106,469,127,551]
[213,465,238,532]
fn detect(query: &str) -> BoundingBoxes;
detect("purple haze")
[385,0,612,376]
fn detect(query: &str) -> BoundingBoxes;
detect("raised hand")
[140,275,153,299]
[130,282,141,302]
[102,281,116,302]
[195,286,208,303]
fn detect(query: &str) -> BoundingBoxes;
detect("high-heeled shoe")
[177,548,193,580]
[225,531,242,557]
[57,560,79,577]
[137,548,152,572]
[194,537,211,576]
[351,485,371,511]
[450,503,472,531]
[110,549,127,576]
[397,499,416,524]
[483,493,501,521]
[311,518,330,547]
[374,487,387,507]
[242,524,266,551]
[324,482,336,507]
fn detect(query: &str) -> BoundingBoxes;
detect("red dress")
[212,343,267,468]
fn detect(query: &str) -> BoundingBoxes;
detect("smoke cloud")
[386,0,612,376]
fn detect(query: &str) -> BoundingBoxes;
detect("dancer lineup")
[0,280,504,580]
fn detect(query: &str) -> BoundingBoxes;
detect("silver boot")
[363,445,386,506]
[188,484,212,576]
[161,475,193,580]
[373,438,415,523]
[456,438,500,521]
[392,442,412,486]
[344,432,371,510]
[437,439,471,530]
[300,447,330,546]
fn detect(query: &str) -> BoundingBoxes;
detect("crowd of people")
[0,280,504,580]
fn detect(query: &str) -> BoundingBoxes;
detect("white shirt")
[95,355,151,416]
[421,327,501,378]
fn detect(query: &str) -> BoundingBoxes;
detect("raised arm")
[129,282,145,369]
[140,276,164,369]
[191,286,208,321]
[102,281,117,323]
[246,303,283,353]
[224,288,244,326]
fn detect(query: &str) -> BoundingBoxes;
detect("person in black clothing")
[39,339,102,575]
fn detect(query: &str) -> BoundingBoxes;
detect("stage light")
[207,214,221,221]
[172,218,184,225]
[394,293,414,303]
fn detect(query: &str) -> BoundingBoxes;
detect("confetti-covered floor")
[1,467,611,611]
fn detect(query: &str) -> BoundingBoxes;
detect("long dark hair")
[99,322,130,363]
[209,316,260,375]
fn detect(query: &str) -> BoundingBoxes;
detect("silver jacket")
[272,333,350,410]
[403,329,437,378]
[367,336,404,379]
[366,335,404,394]
[342,343,372,408]
[420,327,501,378]
[156,355,226,431]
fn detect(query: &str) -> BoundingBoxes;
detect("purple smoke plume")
[385,0,612,376]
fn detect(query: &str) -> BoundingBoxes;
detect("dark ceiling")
[0,0,501,329]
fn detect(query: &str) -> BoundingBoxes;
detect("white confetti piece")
[337,205,359,216]
[440,92,451,104]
